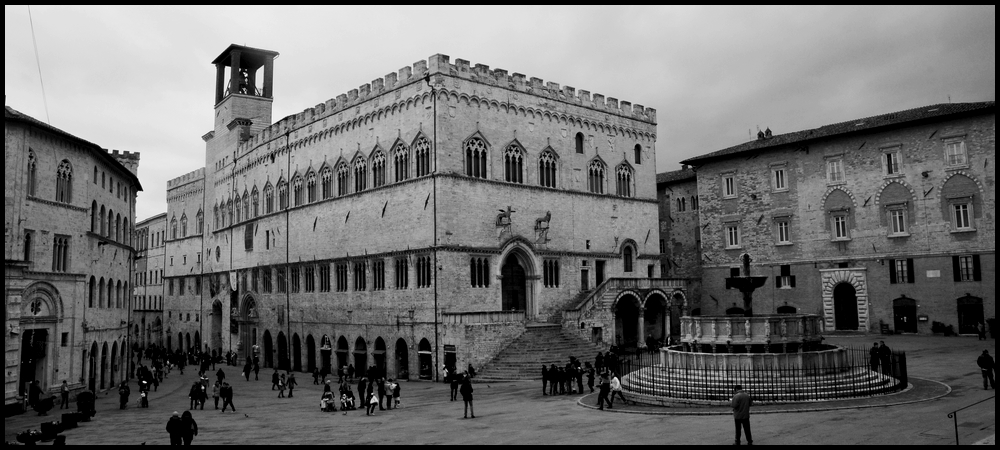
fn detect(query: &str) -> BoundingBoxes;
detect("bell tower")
[206,44,278,167]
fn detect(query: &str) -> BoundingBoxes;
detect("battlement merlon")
[235,53,657,153]
[166,167,206,190]
[108,149,141,160]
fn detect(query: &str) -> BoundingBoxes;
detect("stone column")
[215,64,226,104]
[637,308,646,348]
[229,50,242,97]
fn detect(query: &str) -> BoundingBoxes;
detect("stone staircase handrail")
[441,310,527,325]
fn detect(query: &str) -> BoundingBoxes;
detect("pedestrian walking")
[287,373,297,398]
[548,364,559,396]
[181,410,198,446]
[189,381,202,410]
[978,350,995,390]
[59,380,70,410]
[878,341,892,376]
[118,381,131,410]
[586,362,596,393]
[140,380,151,408]
[366,382,378,416]
[277,374,286,398]
[212,380,221,409]
[272,370,280,391]
[216,367,226,384]
[253,361,260,381]
[358,377,369,410]
[347,364,355,381]
[459,373,476,419]
[732,385,753,445]
[597,370,611,410]
[467,364,477,379]
[243,361,252,382]
[576,362,585,394]
[392,379,401,408]
[541,365,549,396]
[313,367,321,385]
[166,411,184,446]
[609,372,627,406]
[28,380,41,409]
[220,382,236,413]
[450,373,460,401]
[979,322,988,341]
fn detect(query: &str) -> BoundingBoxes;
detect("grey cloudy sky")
[5,5,994,221]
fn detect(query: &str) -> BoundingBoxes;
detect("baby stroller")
[320,392,336,412]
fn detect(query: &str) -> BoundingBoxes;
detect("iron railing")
[609,345,908,403]
[947,395,995,445]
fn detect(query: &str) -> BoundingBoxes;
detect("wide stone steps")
[475,324,606,382]
[620,366,900,405]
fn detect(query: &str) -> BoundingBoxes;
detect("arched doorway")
[614,294,641,348]
[177,332,183,352]
[292,334,302,372]
[501,254,528,312]
[185,333,192,353]
[166,334,172,353]
[194,331,201,353]
[320,335,333,373]
[353,337,368,378]
[395,338,409,380]
[643,294,668,348]
[100,342,109,390]
[335,336,349,372]
[277,332,289,371]
[893,297,917,333]
[833,283,859,330]
[110,341,118,386]
[373,337,386,379]
[418,338,432,380]
[239,296,260,362]
[19,329,50,397]
[263,331,274,369]
[306,335,316,372]
[726,306,746,316]
[670,293,685,342]
[211,300,223,353]
[88,342,98,392]
[957,295,984,335]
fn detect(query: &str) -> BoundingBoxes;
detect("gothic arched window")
[337,163,350,197]
[414,137,431,177]
[393,143,409,182]
[503,143,524,184]
[538,150,557,188]
[55,160,73,203]
[354,158,367,192]
[616,164,634,198]
[306,171,317,203]
[465,138,487,179]
[588,160,605,194]
[371,151,386,188]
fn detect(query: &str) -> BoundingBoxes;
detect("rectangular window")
[290,266,300,293]
[773,168,787,191]
[890,258,915,284]
[775,264,796,289]
[723,175,736,198]
[833,215,849,240]
[263,268,272,293]
[319,264,331,292]
[353,262,367,291]
[244,223,254,251]
[884,151,901,175]
[725,225,740,248]
[395,258,409,289]
[543,259,560,288]
[51,235,70,272]
[304,266,315,292]
[276,267,286,293]
[416,255,432,288]
[953,255,981,282]
[195,276,202,295]
[945,139,967,166]
[251,268,258,292]
[372,260,385,291]
[953,203,972,230]
[827,159,845,183]
[659,239,665,255]
[775,219,791,244]
[168,279,174,296]
[889,209,907,235]
[179,277,186,295]
[335,263,348,292]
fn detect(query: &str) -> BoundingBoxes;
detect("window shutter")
[889,259,897,284]
[906,258,915,284]
[952,256,961,282]
[775,276,781,289]
[780,265,791,277]
[789,276,796,288]
[972,255,982,282]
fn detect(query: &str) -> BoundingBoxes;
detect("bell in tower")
[212,44,279,105]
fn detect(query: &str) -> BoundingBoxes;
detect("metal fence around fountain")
[611,345,908,403]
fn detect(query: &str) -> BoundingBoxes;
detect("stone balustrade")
[680,314,823,350]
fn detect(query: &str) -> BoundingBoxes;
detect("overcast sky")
[5,5,995,221]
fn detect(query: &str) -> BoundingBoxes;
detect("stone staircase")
[475,323,607,382]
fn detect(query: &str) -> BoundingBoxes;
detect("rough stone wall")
[657,175,702,280]
[693,112,995,331]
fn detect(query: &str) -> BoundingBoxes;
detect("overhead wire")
[27,5,51,124]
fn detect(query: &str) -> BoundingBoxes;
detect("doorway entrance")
[395,338,409,380]
[614,294,641,348]
[19,329,48,397]
[596,260,606,286]
[418,339,432,380]
[501,256,527,312]
[957,295,984,335]
[833,283,859,330]
[893,297,917,333]
[353,337,368,378]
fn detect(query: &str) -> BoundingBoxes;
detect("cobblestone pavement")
[5,334,995,445]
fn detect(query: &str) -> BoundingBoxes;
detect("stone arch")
[875,180,917,228]
[939,171,984,224]
[820,186,857,208]
[21,281,64,321]
[497,238,538,318]
[820,268,869,331]
[613,290,643,347]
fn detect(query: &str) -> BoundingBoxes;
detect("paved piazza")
[5,335,994,445]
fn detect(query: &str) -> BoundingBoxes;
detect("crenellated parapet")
[235,53,655,156]
[167,167,206,190]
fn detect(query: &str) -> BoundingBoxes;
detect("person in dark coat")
[575,361,585,394]
[449,372,460,401]
[59,380,70,410]
[878,341,892,376]
[460,374,475,419]
[252,361,260,381]
[586,362,596,393]
[118,381,131,410]
[541,365,549,396]
[243,361,252,382]
[287,373,297,398]
[548,364,559,396]
[376,378,387,410]
[220,382,235,413]
[869,342,880,372]
[166,411,184,446]
[358,377,368,409]
[978,350,995,390]
[180,410,198,445]
[595,352,605,374]
[271,370,280,390]
[216,368,226,384]
[313,367,321,385]
[732,385,753,445]
[34,395,55,416]
[189,382,203,410]
[347,364,355,381]
[28,380,42,409]
[597,371,611,410]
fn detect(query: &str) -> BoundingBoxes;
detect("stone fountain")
[619,252,907,405]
